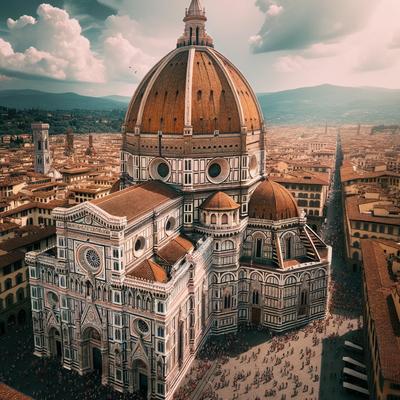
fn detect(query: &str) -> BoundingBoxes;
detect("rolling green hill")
[1,85,399,125]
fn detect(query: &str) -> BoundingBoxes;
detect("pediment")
[66,203,114,229]
[131,337,149,365]
[46,310,59,328]
[81,303,102,328]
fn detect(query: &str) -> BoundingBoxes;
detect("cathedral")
[27,1,331,399]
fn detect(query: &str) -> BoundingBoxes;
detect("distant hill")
[0,90,128,111]
[1,85,400,124]
[258,84,400,125]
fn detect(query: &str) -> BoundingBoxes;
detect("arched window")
[17,288,25,302]
[86,281,92,297]
[252,290,259,305]
[221,273,234,283]
[300,290,308,305]
[6,293,14,307]
[196,26,200,45]
[189,27,193,45]
[224,294,231,309]
[5,278,12,291]
[211,214,217,224]
[254,238,263,259]
[221,214,228,225]
[221,240,234,251]
[285,236,293,260]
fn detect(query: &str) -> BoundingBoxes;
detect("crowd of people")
[0,326,145,400]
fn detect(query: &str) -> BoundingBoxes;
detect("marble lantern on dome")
[27,2,331,399]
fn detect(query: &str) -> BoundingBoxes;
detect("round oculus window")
[78,246,102,273]
[157,162,170,178]
[208,163,222,178]
[165,216,176,235]
[249,155,259,178]
[85,249,101,270]
[137,319,149,334]
[134,236,146,257]
[206,158,230,184]
[149,158,171,181]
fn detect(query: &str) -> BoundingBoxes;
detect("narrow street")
[322,132,362,317]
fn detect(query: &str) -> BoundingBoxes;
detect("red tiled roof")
[157,235,194,265]
[128,259,168,283]
[92,181,180,222]
[0,226,56,252]
[345,196,400,226]
[0,383,32,400]
[361,240,400,383]
[200,192,240,211]
[249,179,299,220]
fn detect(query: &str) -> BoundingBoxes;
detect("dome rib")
[209,48,245,129]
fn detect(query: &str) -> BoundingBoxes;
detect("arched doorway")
[132,359,149,397]
[82,327,103,378]
[48,327,62,358]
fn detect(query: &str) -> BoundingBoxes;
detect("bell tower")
[32,123,52,175]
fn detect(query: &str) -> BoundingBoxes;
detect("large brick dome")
[121,0,267,194]
[124,47,263,135]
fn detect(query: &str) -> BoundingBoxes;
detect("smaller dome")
[200,191,240,211]
[249,179,299,220]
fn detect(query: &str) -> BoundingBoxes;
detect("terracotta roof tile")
[128,259,168,283]
[249,179,299,221]
[157,235,194,265]
[200,191,240,211]
[345,196,400,226]
[361,240,400,382]
[0,383,32,400]
[92,181,180,222]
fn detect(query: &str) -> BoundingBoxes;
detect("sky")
[0,0,399,97]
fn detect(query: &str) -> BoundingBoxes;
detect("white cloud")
[267,4,283,17]
[0,38,68,80]
[7,15,36,30]
[1,4,105,82]
[100,14,163,82]
[103,33,155,81]
[275,55,305,72]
